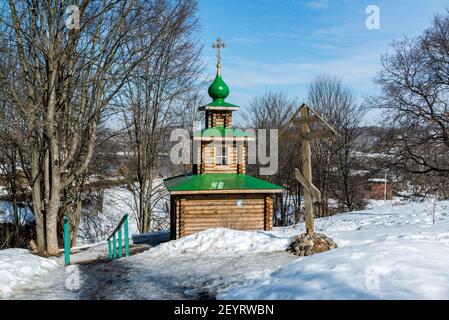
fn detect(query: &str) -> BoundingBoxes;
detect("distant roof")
[164,174,283,194]
[193,126,255,140]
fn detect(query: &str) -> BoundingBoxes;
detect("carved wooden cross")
[280,103,341,235]
[212,37,226,74]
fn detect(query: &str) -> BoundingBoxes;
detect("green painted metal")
[108,239,112,259]
[107,214,129,260]
[124,215,129,257]
[201,100,240,109]
[208,73,229,101]
[164,174,284,192]
[118,228,122,258]
[63,216,70,266]
[112,234,117,259]
[193,126,254,138]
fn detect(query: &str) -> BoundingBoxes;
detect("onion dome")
[208,73,229,102]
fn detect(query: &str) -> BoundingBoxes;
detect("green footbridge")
[63,214,130,266]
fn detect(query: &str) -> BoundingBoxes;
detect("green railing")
[63,216,70,266]
[107,214,129,259]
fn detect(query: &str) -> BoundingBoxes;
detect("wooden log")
[184,220,265,226]
[295,168,322,202]
[300,106,314,235]
[180,198,186,238]
[184,199,264,205]
[294,115,319,125]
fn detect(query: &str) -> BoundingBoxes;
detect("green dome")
[208,73,229,101]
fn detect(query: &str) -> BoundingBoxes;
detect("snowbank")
[219,200,449,300]
[145,228,294,256]
[0,249,58,298]
[220,239,449,299]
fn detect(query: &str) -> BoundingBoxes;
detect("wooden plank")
[294,168,322,202]
[170,189,283,195]
[184,221,265,227]
[185,205,265,210]
[187,194,265,200]
[180,198,186,238]
[305,104,341,138]
[184,200,264,206]
[184,219,265,226]
[294,115,319,125]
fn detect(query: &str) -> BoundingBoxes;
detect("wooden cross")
[212,37,226,74]
[280,103,340,235]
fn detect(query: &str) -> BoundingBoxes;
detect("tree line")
[0,0,202,254]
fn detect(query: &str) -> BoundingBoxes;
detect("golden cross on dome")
[212,37,226,75]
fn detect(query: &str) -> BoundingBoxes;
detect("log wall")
[170,193,274,239]
[198,142,246,174]
[206,111,232,128]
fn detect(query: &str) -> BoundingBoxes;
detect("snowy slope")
[220,199,449,299]
[0,249,58,299]
[145,228,293,257]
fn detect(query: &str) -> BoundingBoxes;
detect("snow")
[0,249,58,299]
[144,228,293,257]
[4,198,449,300]
[220,199,449,299]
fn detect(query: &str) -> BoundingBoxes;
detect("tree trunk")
[31,140,46,253]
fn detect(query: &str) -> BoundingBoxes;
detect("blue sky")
[198,0,449,125]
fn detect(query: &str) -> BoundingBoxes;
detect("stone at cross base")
[287,232,337,257]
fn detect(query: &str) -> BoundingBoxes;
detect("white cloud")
[222,44,384,94]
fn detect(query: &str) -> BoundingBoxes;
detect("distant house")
[365,178,393,200]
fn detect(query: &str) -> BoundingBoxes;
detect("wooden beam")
[302,104,341,138]
[170,189,283,195]
[294,115,319,125]
[295,168,321,202]
[300,107,315,235]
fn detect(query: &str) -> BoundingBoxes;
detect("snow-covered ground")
[3,198,449,300]
[0,249,58,299]
[147,228,292,257]
[220,199,449,299]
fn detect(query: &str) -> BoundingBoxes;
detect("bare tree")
[374,11,449,177]
[119,0,202,233]
[307,75,366,214]
[0,1,171,255]
[243,92,300,225]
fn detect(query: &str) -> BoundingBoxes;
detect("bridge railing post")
[64,216,70,266]
[108,238,112,259]
[112,233,117,259]
[124,214,129,257]
[118,227,123,258]
[107,214,130,260]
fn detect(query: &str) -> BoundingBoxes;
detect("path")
[9,232,297,299]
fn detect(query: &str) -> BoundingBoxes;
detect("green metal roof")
[193,126,254,138]
[164,174,283,192]
[202,99,240,109]
[208,73,229,100]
